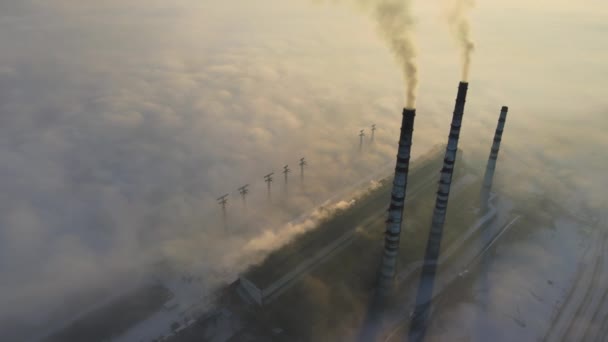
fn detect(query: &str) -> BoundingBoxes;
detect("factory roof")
[243,145,451,289]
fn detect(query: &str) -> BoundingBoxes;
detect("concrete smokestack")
[377,108,416,295]
[481,106,508,212]
[409,82,468,339]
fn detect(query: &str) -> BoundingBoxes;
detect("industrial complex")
[169,82,517,341]
[43,81,522,342]
[238,143,456,307]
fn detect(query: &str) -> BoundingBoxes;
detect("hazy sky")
[0,0,606,339]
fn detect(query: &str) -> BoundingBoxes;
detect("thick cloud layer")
[0,0,606,339]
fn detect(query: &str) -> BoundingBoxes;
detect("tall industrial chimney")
[409,82,469,339]
[480,106,508,213]
[377,108,416,295]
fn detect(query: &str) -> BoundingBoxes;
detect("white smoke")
[242,199,356,255]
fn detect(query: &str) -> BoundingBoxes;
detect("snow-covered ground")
[33,273,151,342]
[543,218,607,342]
[424,215,597,341]
[112,278,218,342]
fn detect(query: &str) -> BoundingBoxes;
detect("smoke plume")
[371,0,418,108]
[366,0,418,108]
[324,0,418,107]
[446,0,475,81]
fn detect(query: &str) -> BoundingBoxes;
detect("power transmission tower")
[283,165,291,195]
[371,124,376,142]
[299,157,307,185]
[359,129,365,152]
[217,194,228,228]
[264,173,274,201]
[238,184,249,208]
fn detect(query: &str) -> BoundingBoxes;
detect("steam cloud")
[446,0,475,81]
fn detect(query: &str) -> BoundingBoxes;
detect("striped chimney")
[409,82,469,338]
[377,108,416,295]
[481,106,508,213]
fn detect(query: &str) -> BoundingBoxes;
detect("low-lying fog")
[0,0,606,340]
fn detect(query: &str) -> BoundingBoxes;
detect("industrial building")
[237,144,456,306]
[221,83,514,341]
